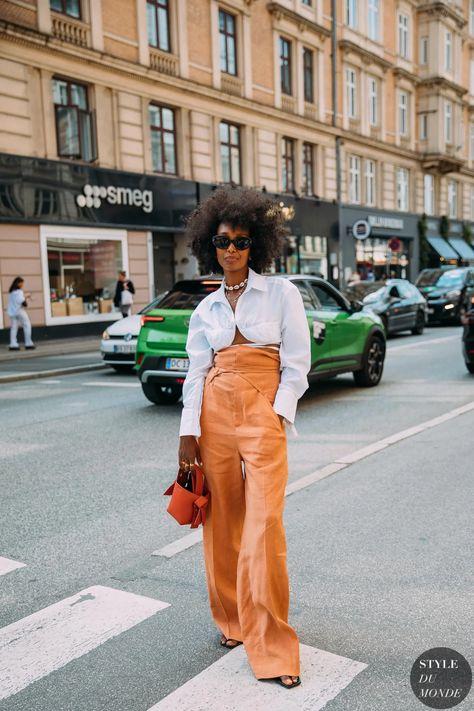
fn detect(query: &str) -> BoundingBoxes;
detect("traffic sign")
[388,238,402,252]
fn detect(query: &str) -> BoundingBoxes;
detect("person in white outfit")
[7,276,35,351]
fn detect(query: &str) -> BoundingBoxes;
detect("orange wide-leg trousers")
[198,344,300,679]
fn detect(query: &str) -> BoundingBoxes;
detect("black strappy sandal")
[220,634,243,649]
[273,675,302,689]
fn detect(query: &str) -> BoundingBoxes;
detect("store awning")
[448,238,474,261]
[426,236,459,260]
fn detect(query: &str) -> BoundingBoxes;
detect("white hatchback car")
[100,295,167,372]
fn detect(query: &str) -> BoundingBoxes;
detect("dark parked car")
[415,267,474,324]
[461,294,474,374]
[343,279,427,336]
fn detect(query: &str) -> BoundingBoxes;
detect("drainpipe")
[331,0,343,288]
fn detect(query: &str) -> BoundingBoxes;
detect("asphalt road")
[1,325,473,711]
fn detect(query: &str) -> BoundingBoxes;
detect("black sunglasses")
[211,235,252,251]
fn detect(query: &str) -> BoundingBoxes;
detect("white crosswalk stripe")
[0,557,26,577]
[0,585,170,702]
[148,643,367,711]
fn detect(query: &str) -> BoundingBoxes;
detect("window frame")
[50,0,81,19]
[447,180,457,218]
[302,142,314,196]
[419,112,428,141]
[346,67,357,119]
[303,47,314,104]
[219,8,238,76]
[147,0,171,53]
[368,76,378,127]
[445,30,452,72]
[420,36,428,65]
[149,103,177,175]
[367,0,380,41]
[444,101,452,145]
[398,90,408,137]
[396,167,409,211]
[349,155,361,204]
[346,0,358,29]
[280,37,292,96]
[423,174,434,215]
[365,159,376,206]
[53,77,97,162]
[219,120,241,185]
[398,12,409,59]
[282,136,295,192]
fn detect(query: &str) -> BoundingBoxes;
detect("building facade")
[1,0,474,337]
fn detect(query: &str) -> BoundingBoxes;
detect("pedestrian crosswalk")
[0,568,368,709]
[0,556,26,577]
[148,643,367,711]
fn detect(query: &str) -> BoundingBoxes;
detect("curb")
[0,363,107,384]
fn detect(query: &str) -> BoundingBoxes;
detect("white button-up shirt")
[179,267,311,437]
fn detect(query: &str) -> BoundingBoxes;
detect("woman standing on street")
[178,186,311,689]
[7,276,35,351]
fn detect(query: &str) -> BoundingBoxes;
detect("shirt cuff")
[179,407,201,437]
[273,386,298,424]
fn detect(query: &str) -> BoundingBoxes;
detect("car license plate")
[427,307,434,314]
[166,357,189,371]
[113,344,135,353]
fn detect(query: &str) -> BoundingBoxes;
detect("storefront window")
[45,235,123,319]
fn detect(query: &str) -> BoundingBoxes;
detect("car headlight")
[102,330,110,340]
[446,290,461,300]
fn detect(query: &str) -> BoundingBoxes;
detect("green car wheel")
[353,335,385,387]
[141,382,182,405]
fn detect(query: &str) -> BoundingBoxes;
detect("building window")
[471,59,474,94]
[445,31,452,72]
[419,113,428,140]
[282,137,295,192]
[367,0,379,41]
[219,9,237,76]
[424,174,434,215]
[399,91,408,136]
[220,121,241,184]
[303,47,314,103]
[346,68,357,119]
[470,186,474,220]
[53,78,96,161]
[447,180,457,218]
[420,36,428,65]
[365,159,376,206]
[44,230,125,321]
[149,104,177,174]
[346,0,358,29]
[302,0,312,5]
[302,142,314,195]
[349,155,361,203]
[471,1,474,36]
[50,0,81,18]
[398,13,409,59]
[396,167,409,211]
[147,0,170,52]
[444,101,452,144]
[280,38,292,96]
[368,77,378,126]
[470,123,474,161]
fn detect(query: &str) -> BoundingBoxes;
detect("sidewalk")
[0,336,106,383]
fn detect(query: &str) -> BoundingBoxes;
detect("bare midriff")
[224,293,279,353]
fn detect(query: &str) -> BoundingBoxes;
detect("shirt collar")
[210,266,267,308]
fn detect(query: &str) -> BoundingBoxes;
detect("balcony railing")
[220,74,243,97]
[149,49,179,77]
[281,95,296,114]
[51,13,89,47]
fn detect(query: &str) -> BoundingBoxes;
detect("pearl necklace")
[224,277,248,291]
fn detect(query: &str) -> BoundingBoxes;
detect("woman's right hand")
[178,435,203,470]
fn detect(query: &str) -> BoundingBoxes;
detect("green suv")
[135,275,386,405]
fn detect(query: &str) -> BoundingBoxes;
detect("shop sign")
[368,215,404,230]
[352,219,371,240]
[76,184,154,213]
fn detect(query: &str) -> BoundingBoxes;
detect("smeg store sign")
[0,154,198,230]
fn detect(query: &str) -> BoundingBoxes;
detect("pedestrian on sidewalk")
[178,186,311,689]
[7,276,35,351]
[113,270,135,318]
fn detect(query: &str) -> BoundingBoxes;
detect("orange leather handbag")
[163,464,209,529]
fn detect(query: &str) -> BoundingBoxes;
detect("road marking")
[152,529,203,558]
[81,381,140,388]
[0,585,169,702]
[388,335,458,352]
[148,643,367,711]
[0,557,26,577]
[156,400,474,558]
